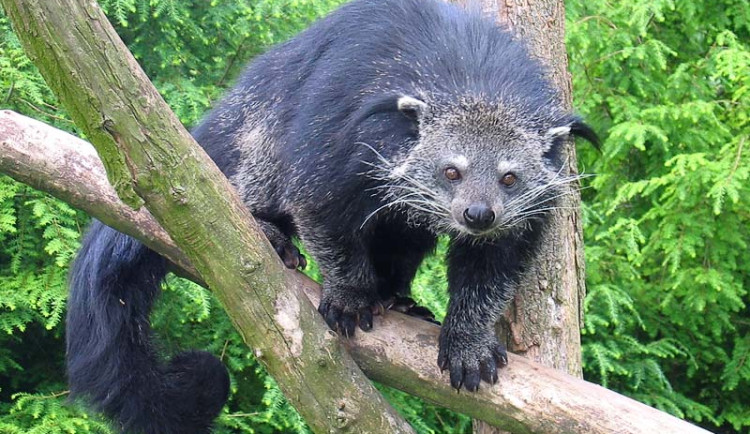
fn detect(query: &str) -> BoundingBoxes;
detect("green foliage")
[411,239,450,322]
[568,0,750,431]
[0,14,69,130]
[0,392,112,434]
[0,174,85,390]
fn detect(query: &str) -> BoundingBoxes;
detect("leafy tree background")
[568,1,750,432]
[0,0,747,433]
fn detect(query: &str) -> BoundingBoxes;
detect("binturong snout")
[463,203,495,231]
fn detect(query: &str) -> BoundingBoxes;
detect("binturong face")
[382,95,590,239]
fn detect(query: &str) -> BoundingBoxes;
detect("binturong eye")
[501,172,517,187]
[444,166,462,181]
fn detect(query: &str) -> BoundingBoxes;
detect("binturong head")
[363,93,599,239]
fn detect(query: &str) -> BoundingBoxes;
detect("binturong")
[65,0,599,432]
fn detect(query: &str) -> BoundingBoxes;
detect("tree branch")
[0,109,710,434]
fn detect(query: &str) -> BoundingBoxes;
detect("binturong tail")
[66,221,230,434]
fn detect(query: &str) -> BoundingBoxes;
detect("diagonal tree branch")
[0,0,412,432]
[0,109,710,434]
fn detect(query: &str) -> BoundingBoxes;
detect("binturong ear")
[339,94,430,142]
[542,117,600,163]
[397,95,429,122]
[545,117,601,149]
[570,118,601,149]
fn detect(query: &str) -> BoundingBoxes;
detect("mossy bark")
[0,1,412,432]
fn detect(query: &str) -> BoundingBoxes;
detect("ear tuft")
[547,117,601,150]
[545,126,571,139]
[397,96,429,121]
[570,119,601,149]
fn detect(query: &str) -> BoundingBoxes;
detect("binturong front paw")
[318,292,380,338]
[437,329,508,391]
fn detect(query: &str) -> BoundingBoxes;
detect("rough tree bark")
[0,1,413,433]
[0,109,712,434]
[460,1,586,433]
[491,0,585,377]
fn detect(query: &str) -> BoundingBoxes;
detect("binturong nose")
[463,203,495,231]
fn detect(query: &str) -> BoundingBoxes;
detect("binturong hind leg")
[370,228,439,324]
[66,221,229,434]
[255,218,307,270]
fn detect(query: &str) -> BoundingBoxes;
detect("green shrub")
[568,1,750,431]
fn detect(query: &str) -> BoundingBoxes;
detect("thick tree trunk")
[0,1,413,433]
[490,0,584,379]
[466,1,586,433]
[0,109,713,434]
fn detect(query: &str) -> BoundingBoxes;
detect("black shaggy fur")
[66,0,598,432]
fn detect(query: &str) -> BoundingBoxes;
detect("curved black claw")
[358,307,374,331]
[437,332,507,392]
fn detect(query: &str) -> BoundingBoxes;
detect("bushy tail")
[66,221,229,434]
